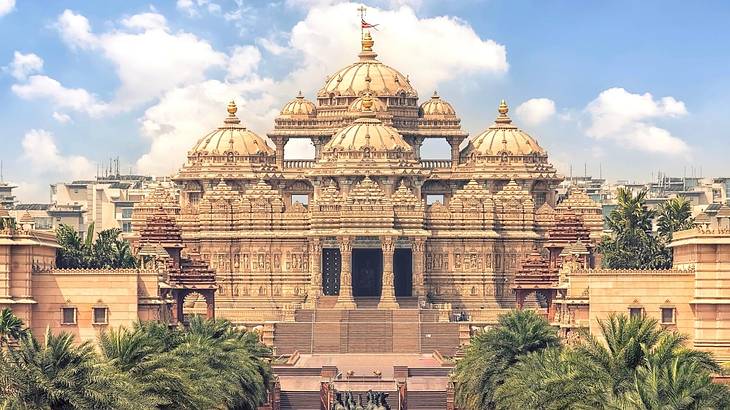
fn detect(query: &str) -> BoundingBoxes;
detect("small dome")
[419,91,456,118]
[468,100,546,156]
[322,95,413,156]
[279,91,316,117]
[190,101,274,158]
[318,32,417,99]
[349,95,387,113]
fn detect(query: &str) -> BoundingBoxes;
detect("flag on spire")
[361,18,378,29]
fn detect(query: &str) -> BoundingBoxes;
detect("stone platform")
[274,353,453,410]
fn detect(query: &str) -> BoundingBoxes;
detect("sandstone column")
[335,236,356,309]
[271,136,288,169]
[305,237,322,308]
[412,237,426,304]
[378,236,399,309]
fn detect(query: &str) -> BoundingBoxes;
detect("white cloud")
[515,98,556,126]
[6,51,44,80]
[121,12,168,31]
[99,25,227,106]
[227,46,261,79]
[11,75,108,115]
[56,10,97,50]
[52,112,72,124]
[21,129,95,181]
[0,0,15,17]
[585,87,689,155]
[136,78,279,176]
[282,2,507,94]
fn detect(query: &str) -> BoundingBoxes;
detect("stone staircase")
[280,391,320,410]
[408,391,448,409]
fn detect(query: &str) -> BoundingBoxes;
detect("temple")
[130,31,581,327]
[4,27,730,409]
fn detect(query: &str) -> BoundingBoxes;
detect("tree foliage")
[0,310,273,410]
[453,309,560,409]
[488,313,730,409]
[56,223,137,269]
[598,189,693,269]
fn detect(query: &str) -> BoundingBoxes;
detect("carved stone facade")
[134,31,572,323]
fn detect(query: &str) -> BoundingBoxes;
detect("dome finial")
[499,99,508,115]
[297,90,303,98]
[358,31,377,60]
[361,92,374,112]
[495,99,512,125]
[224,100,241,125]
[227,100,237,115]
[432,90,439,99]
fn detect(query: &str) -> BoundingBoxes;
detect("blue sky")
[1,0,729,201]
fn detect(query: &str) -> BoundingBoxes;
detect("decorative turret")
[176,101,276,184]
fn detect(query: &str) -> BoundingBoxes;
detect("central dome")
[317,32,417,99]
[321,94,413,161]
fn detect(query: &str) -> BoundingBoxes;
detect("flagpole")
[358,5,366,41]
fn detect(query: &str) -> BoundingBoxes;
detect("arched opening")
[173,289,216,324]
[284,138,315,160]
[420,138,451,160]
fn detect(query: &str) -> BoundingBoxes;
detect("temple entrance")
[352,249,383,297]
[322,248,341,296]
[394,249,412,297]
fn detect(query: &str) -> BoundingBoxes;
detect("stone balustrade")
[283,159,315,169]
[419,160,452,169]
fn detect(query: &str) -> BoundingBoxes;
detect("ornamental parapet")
[572,266,695,275]
[49,268,158,274]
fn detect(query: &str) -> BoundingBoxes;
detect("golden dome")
[279,91,316,117]
[322,95,413,156]
[190,101,274,158]
[468,100,546,156]
[318,32,417,98]
[419,91,456,118]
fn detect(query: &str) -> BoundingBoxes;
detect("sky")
[1,0,729,202]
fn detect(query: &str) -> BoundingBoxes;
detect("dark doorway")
[322,248,341,296]
[352,249,383,297]
[394,249,412,297]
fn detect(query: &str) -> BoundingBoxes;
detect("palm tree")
[99,326,201,409]
[657,197,694,242]
[575,314,728,408]
[622,358,730,409]
[599,188,672,269]
[177,316,272,410]
[453,309,559,410]
[0,328,148,409]
[0,308,25,347]
[495,347,599,410]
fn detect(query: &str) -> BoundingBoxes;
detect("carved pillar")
[335,236,356,309]
[204,290,216,320]
[378,236,399,309]
[305,237,322,308]
[412,237,426,303]
[447,137,462,169]
[271,136,287,169]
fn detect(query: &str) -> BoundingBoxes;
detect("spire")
[494,99,513,125]
[224,100,242,126]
